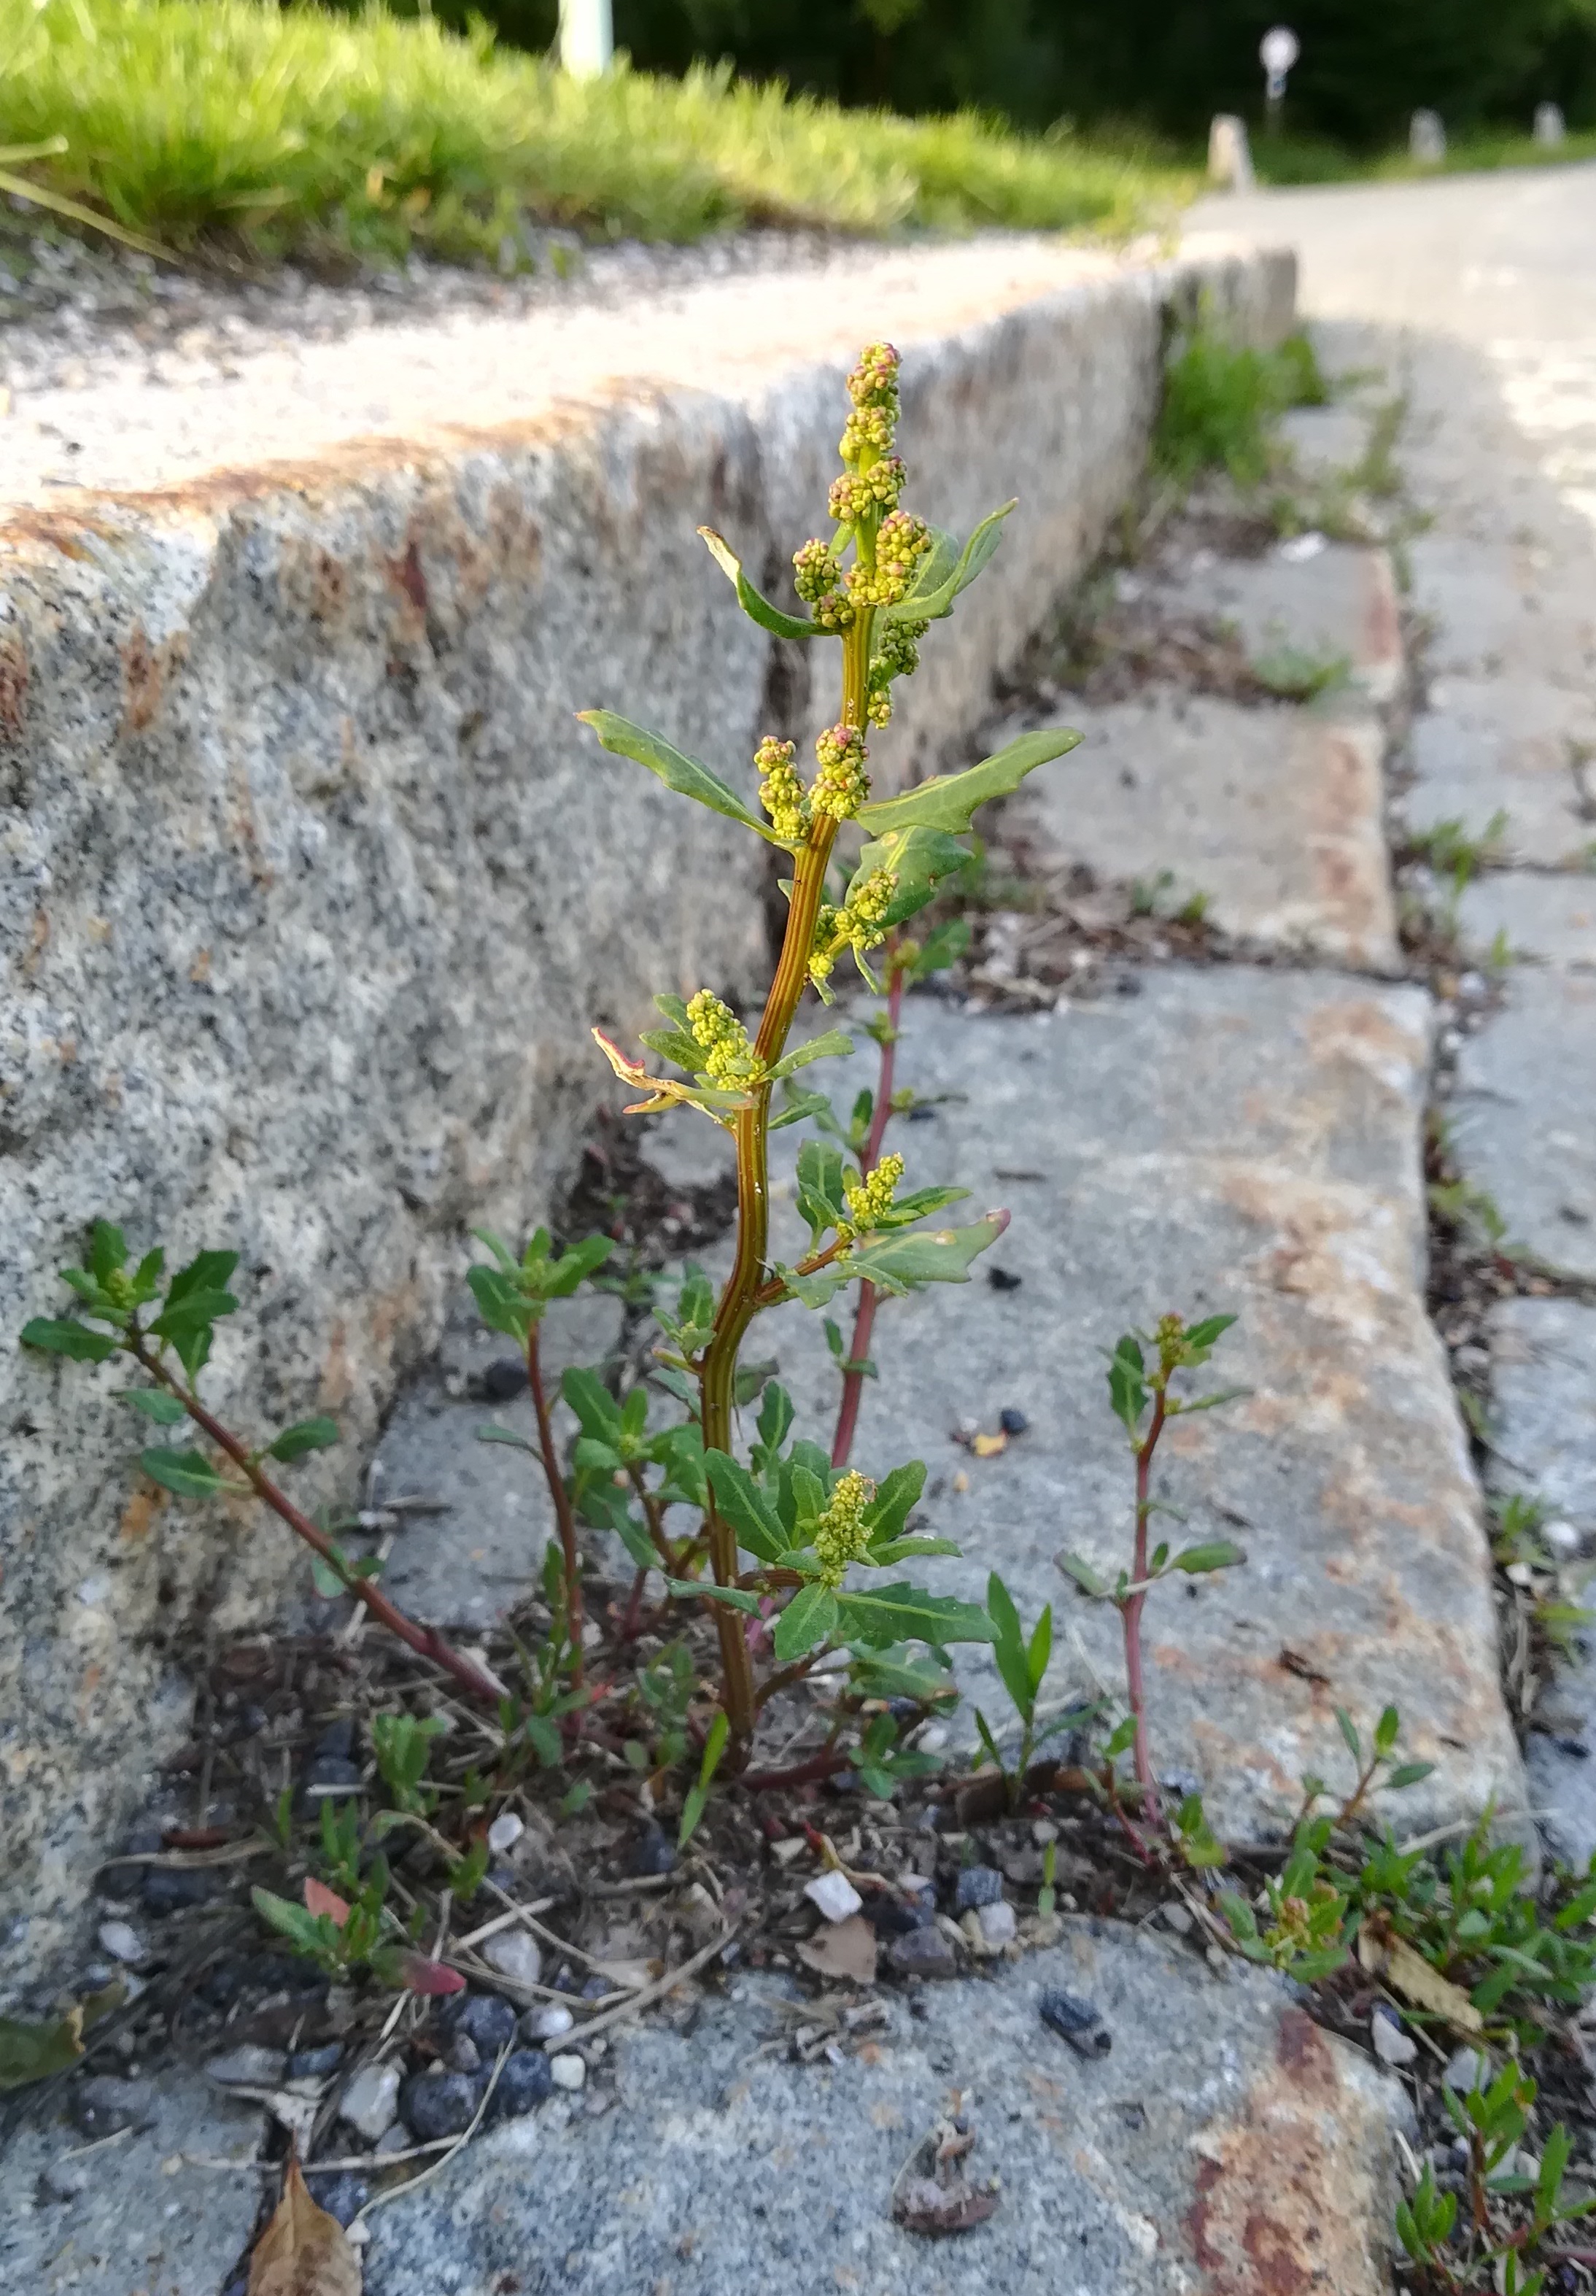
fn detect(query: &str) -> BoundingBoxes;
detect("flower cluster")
[829,455,904,526]
[755,736,808,841]
[812,1469,876,1589]
[839,1151,904,1241]
[848,340,900,414]
[807,867,899,988]
[791,538,841,603]
[866,614,928,728]
[686,989,765,1087]
[846,507,929,610]
[810,722,869,822]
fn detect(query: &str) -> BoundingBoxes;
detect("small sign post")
[1258,26,1299,135]
[559,0,613,78]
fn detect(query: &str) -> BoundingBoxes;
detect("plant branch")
[127,1334,505,1708]
[525,1322,583,1690]
[1123,1388,1167,1828]
[832,951,904,1469]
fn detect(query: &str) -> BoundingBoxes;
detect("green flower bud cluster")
[846,507,929,610]
[839,403,896,465]
[755,735,809,841]
[866,614,928,729]
[686,989,766,1086]
[838,1150,904,1241]
[811,722,869,821]
[848,341,900,414]
[791,538,841,603]
[812,1468,876,1589]
[807,866,899,987]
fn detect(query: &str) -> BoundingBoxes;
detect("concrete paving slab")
[1405,675,1596,867]
[365,1921,1407,2296]
[1458,871,1596,968]
[1452,969,1596,1280]
[1157,540,1402,703]
[1408,536,1596,686]
[1279,401,1374,482]
[762,975,1517,1848]
[0,2064,266,2296]
[1000,689,1399,967]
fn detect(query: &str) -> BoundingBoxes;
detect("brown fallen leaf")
[891,2173,1000,2237]
[796,1913,878,1985]
[1357,1918,1484,2037]
[248,2157,362,2296]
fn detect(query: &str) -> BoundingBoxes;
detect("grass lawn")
[1249,125,1596,187]
[0,0,1193,268]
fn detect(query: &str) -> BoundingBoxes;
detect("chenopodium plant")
[581,341,1080,1760]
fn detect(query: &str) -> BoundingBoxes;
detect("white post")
[1258,26,1299,137]
[1409,109,1446,165]
[1534,101,1566,147]
[1208,115,1256,193]
[559,0,613,78]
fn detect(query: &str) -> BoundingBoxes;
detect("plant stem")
[832,949,904,1469]
[697,621,869,1759]
[128,1336,504,1708]
[525,1322,583,1692]
[1123,1388,1167,1827]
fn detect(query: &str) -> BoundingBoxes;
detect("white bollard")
[1534,101,1567,147]
[1207,115,1256,193]
[558,0,613,78]
[1409,109,1447,166]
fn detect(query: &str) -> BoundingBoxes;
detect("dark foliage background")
[403,0,1596,144]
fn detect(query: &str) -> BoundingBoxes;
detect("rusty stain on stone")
[0,629,27,738]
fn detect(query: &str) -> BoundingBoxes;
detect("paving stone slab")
[0,2064,266,2296]
[1278,401,1375,483]
[1457,871,1596,968]
[1404,674,1596,867]
[1407,536,1596,687]
[1452,969,1596,1280]
[365,1920,1407,2296]
[999,689,1399,967]
[1490,1297,1596,1868]
[762,973,1517,1847]
[1158,539,1402,702]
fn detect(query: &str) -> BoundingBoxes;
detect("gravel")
[549,2053,586,2092]
[339,2060,403,2143]
[306,2172,370,2227]
[72,2074,152,2135]
[141,1868,216,1913]
[400,2070,484,2142]
[446,1992,519,2055]
[522,2002,574,2043]
[953,1866,1004,1912]
[481,1930,543,1989]
[1039,1987,1112,2057]
[206,2045,285,2088]
[488,2050,556,2119]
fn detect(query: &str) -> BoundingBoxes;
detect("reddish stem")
[619,1566,648,1643]
[740,1746,852,1792]
[525,1321,584,1691]
[1123,1388,1167,1827]
[129,1337,503,1708]
[832,955,904,1470]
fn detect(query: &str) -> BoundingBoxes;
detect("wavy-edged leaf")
[141,1447,228,1499]
[268,1416,339,1463]
[119,1386,187,1423]
[867,1535,961,1563]
[848,1212,1009,1295]
[578,710,782,843]
[592,1028,752,1120]
[863,1461,927,1547]
[773,1581,840,1661]
[705,1450,790,1565]
[836,1582,998,1652]
[880,500,1015,623]
[698,527,820,641]
[665,1576,764,1614]
[795,1139,848,1248]
[777,1259,858,1311]
[20,1316,117,1363]
[856,727,1081,838]
[769,1028,853,1083]
[1055,1549,1109,1599]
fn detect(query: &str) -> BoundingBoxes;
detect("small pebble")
[305,2172,368,2227]
[805,1871,863,1923]
[97,1920,146,1965]
[489,2049,554,2118]
[1543,1518,1582,1558]
[481,1930,543,1989]
[486,1810,524,1856]
[339,2060,402,2142]
[999,1407,1029,1437]
[953,1866,1004,1912]
[448,2033,482,2073]
[549,2053,586,2092]
[400,2070,483,2142]
[627,1821,678,1878]
[1161,1901,1194,1936]
[314,1717,356,1761]
[522,2001,574,2043]
[987,1266,1023,1291]
[1040,1987,1111,2057]
[303,1755,363,1798]
[374,2124,411,2157]
[206,2045,284,2088]
[449,1992,519,2055]
[481,1356,528,1401]
[72,2075,152,2136]
[285,2042,344,2080]
[977,1901,1018,1947]
[579,1975,611,2002]
[1442,2045,1490,2094]
[141,1867,214,1914]
[887,1926,957,1979]
[863,1895,929,1938]
[1371,2008,1418,2068]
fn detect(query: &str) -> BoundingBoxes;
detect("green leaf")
[166,1249,240,1305]
[1384,1762,1436,1792]
[20,1316,117,1364]
[697,527,820,641]
[1374,1704,1401,1756]
[1027,1604,1054,1696]
[866,1535,961,1563]
[140,1447,228,1499]
[117,1387,187,1423]
[1170,1540,1246,1574]
[848,1646,957,1705]
[863,1461,927,1548]
[770,1087,832,1132]
[1183,1313,1237,1352]
[467,1263,534,1342]
[769,1028,854,1083]
[90,1221,129,1285]
[664,1577,764,1615]
[476,1423,539,1453]
[1335,1707,1362,1764]
[985,1572,1031,1719]
[848,1213,1008,1294]
[1104,1715,1138,1759]
[250,1886,328,1957]
[834,1581,997,1651]
[908,917,972,979]
[855,727,1081,838]
[562,1366,624,1442]
[879,500,1015,623]
[773,1582,840,1661]
[705,1450,789,1566]
[848,826,972,930]
[578,709,778,841]
[778,1259,857,1311]
[1055,1550,1109,1599]
[795,1139,848,1248]
[268,1416,339,1462]
[148,1288,237,1344]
